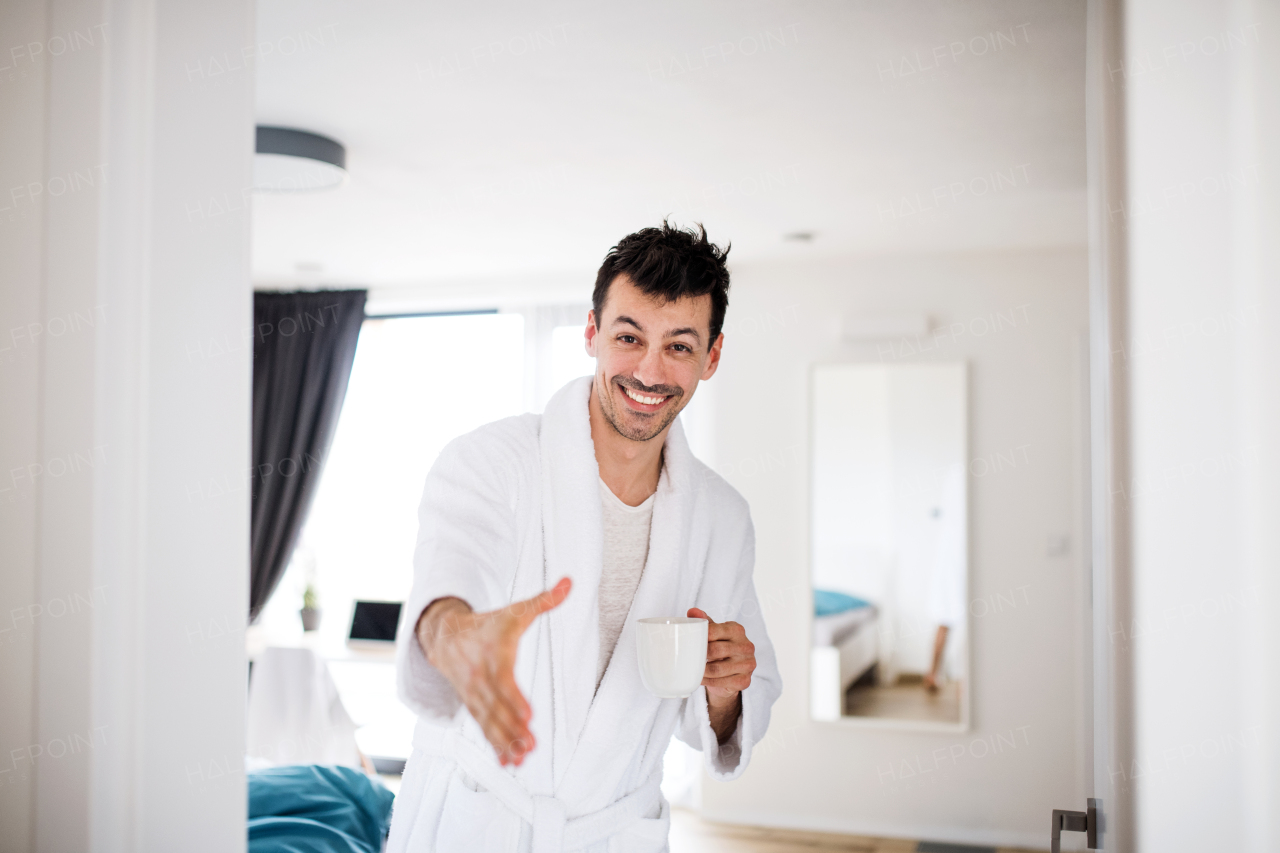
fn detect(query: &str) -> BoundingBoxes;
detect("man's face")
[585,274,722,443]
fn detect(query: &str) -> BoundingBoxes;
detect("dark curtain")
[250,290,366,621]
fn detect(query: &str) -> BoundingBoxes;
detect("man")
[389,223,781,853]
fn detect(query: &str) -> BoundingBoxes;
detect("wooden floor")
[845,679,962,723]
[669,809,1045,853]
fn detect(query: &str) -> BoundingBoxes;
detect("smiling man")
[390,223,782,853]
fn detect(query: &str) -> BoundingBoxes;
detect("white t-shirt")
[596,477,654,688]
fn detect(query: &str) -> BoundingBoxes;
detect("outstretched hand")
[417,578,572,766]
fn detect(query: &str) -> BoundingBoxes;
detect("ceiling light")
[254,126,347,192]
[784,231,815,242]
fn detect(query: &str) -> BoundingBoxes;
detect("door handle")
[1051,798,1099,852]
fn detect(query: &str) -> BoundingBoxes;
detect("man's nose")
[632,343,666,388]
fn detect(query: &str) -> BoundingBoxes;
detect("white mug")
[636,616,708,698]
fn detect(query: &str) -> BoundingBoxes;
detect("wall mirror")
[809,363,968,729]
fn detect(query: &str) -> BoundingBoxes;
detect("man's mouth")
[617,382,673,412]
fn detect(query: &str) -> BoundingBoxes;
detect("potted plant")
[300,583,321,632]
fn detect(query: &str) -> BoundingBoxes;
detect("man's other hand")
[416,578,571,766]
[687,606,756,743]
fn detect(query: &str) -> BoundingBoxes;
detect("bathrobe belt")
[413,722,663,853]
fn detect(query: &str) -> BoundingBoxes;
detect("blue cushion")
[814,589,871,617]
[248,765,394,853]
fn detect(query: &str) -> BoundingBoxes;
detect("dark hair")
[593,221,731,342]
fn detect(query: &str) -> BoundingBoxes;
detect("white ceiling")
[253,0,1086,293]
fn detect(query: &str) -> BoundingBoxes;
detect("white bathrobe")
[389,377,781,853]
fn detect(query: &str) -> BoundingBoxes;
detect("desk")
[245,624,396,663]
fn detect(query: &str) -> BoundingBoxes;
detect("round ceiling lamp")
[253,126,347,192]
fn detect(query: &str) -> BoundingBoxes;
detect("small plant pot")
[300,607,321,632]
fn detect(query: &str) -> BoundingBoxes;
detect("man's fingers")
[488,703,533,765]
[487,676,536,762]
[692,609,746,643]
[493,719,532,764]
[467,673,501,715]
[486,720,532,766]
[475,700,531,764]
[706,637,752,661]
[484,692,527,734]
[706,639,734,660]
[501,734,535,765]
[705,657,756,678]
[510,577,573,629]
[702,673,753,692]
[706,620,744,642]
[475,673,530,732]
[497,673,532,722]
[459,668,533,763]
[537,577,573,614]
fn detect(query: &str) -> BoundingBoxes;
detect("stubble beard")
[598,374,685,443]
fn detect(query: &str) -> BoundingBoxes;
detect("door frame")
[1085,0,1135,849]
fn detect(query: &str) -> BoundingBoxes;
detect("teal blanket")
[248,765,394,853]
[813,588,872,617]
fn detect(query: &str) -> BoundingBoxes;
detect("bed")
[248,764,394,853]
[812,590,879,693]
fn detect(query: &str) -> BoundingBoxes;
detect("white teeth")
[624,386,665,406]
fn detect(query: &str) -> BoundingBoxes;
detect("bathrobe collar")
[538,377,704,802]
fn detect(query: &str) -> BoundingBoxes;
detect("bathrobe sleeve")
[676,484,782,781]
[395,420,531,722]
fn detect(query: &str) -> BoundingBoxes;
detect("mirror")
[809,363,968,728]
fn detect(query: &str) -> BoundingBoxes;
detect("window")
[256,312,525,759]
[549,324,596,393]
[260,312,526,641]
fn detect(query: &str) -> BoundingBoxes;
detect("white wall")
[1124,0,1280,850]
[0,1,255,850]
[702,247,1089,847]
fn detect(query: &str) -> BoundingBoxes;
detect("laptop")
[346,600,403,649]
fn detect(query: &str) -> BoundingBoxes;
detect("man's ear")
[585,310,598,357]
[701,333,724,381]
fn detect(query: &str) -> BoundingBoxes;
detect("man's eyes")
[614,335,694,353]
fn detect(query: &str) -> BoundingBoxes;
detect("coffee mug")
[636,616,708,698]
